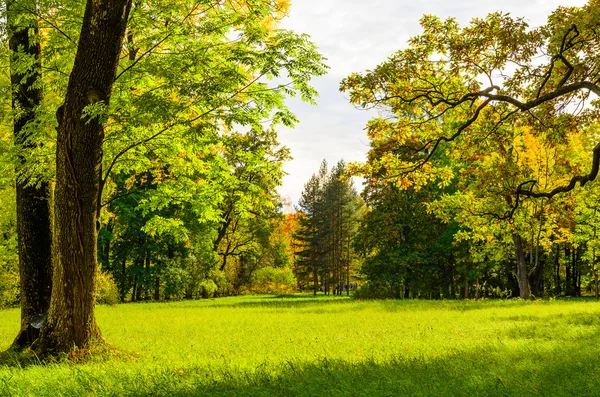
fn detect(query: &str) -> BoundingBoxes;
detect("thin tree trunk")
[565,247,572,296]
[36,0,132,353]
[99,220,113,271]
[594,254,599,302]
[594,214,599,302]
[7,0,53,349]
[154,277,160,301]
[120,258,127,301]
[571,248,577,296]
[131,275,137,303]
[512,234,531,299]
[555,245,561,296]
[144,254,151,300]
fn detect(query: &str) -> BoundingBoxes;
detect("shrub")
[248,267,297,295]
[352,282,397,300]
[0,271,18,309]
[199,279,218,298]
[0,225,18,308]
[96,271,120,305]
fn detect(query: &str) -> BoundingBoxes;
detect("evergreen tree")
[295,160,361,295]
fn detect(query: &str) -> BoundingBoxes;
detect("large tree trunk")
[36,0,132,353]
[512,234,532,299]
[7,0,53,349]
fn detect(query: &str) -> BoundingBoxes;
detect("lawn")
[0,296,599,396]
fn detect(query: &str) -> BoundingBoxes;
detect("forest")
[1,0,600,395]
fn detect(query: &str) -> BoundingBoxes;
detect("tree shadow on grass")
[123,296,600,316]
[1,311,600,396]
[3,309,600,396]
[132,330,600,397]
[0,341,137,370]
[0,349,43,368]
[200,295,354,310]
[4,336,597,397]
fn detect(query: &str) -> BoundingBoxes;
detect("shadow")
[0,341,138,370]
[161,294,355,311]
[2,334,598,396]
[0,349,42,368]
[108,295,600,313]
[2,306,600,395]
[501,311,600,343]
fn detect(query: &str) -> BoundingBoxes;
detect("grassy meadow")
[1,295,600,396]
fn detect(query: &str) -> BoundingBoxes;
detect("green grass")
[1,295,600,396]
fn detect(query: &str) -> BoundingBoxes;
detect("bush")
[96,271,120,305]
[0,271,18,309]
[248,267,297,295]
[199,279,217,298]
[352,282,398,300]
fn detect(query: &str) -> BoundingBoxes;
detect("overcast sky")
[276,0,587,205]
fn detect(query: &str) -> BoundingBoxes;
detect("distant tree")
[214,129,290,274]
[354,180,458,299]
[295,161,328,295]
[295,160,361,295]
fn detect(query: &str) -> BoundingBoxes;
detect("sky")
[275,0,587,206]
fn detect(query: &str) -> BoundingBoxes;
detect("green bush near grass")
[95,271,120,305]
[352,282,398,299]
[1,296,600,396]
[247,267,297,294]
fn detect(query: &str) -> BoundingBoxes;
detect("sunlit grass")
[1,295,599,396]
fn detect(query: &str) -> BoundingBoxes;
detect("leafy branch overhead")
[341,1,600,215]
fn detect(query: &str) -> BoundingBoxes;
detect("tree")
[321,160,361,295]
[35,0,133,353]
[295,161,328,295]
[342,0,600,205]
[214,128,290,275]
[354,179,458,299]
[295,160,361,295]
[341,0,600,298]
[6,0,52,348]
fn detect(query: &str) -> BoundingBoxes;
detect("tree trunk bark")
[131,275,138,303]
[7,0,54,349]
[565,247,573,296]
[99,220,113,271]
[35,0,132,354]
[575,247,581,297]
[594,245,599,302]
[512,234,531,299]
[554,244,561,296]
[120,258,127,301]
